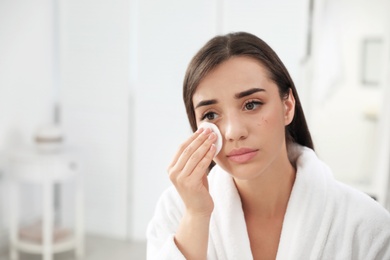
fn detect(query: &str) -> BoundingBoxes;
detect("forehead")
[193,56,274,102]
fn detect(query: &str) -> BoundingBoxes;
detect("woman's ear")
[284,88,295,125]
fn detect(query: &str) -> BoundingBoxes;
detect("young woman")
[147,32,390,259]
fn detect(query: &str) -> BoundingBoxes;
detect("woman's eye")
[244,101,262,111]
[202,112,217,121]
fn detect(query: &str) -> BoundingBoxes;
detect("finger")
[189,143,216,182]
[167,127,205,170]
[175,130,214,176]
[170,128,212,175]
[178,133,216,178]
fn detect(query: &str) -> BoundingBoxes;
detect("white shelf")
[15,237,76,254]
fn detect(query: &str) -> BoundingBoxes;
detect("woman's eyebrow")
[195,88,264,108]
[195,99,218,109]
[235,88,265,99]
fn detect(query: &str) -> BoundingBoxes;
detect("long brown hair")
[183,32,314,154]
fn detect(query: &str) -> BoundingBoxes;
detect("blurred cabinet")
[6,147,84,260]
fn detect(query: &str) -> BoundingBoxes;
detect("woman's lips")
[227,148,258,163]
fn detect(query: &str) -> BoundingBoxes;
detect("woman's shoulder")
[335,180,389,213]
[154,186,185,218]
[331,181,390,256]
[295,144,390,222]
[147,186,184,237]
[295,145,390,233]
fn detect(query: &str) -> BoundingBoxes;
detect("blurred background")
[0,0,389,259]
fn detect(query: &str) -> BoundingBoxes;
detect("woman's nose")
[222,113,248,142]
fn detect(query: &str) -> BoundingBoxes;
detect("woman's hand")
[168,127,216,259]
[168,127,217,217]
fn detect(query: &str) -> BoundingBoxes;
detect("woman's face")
[192,56,295,180]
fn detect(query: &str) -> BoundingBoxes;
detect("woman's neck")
[233,155,296,218]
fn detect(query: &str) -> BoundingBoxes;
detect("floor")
[0,235,146,260]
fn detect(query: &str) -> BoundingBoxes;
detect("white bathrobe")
[147,145,390,259]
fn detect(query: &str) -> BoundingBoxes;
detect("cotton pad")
[198,122,223,157]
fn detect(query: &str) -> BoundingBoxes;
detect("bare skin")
[235,160,296,259]
[168,127,216,259]
[168,56,296,259]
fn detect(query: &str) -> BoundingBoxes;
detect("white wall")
[0,0,56,245]
[0,0,55,150]
[131,0,310,240]
[59,0,130,239]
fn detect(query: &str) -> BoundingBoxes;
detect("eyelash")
[201,111,217,121]
[200,100,263,121]
[243,100,263,111]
